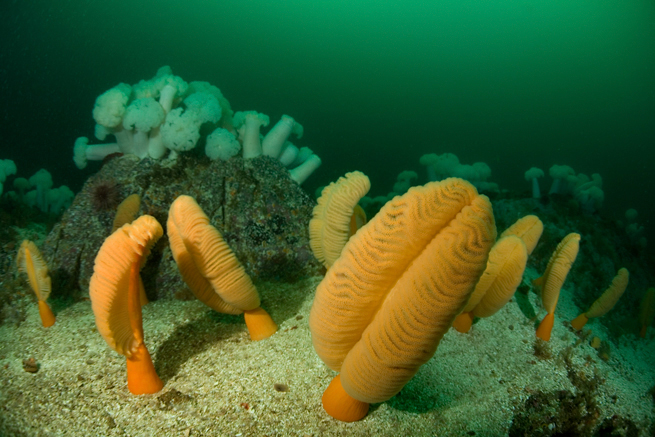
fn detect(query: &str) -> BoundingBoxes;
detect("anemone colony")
[74,66,322,186]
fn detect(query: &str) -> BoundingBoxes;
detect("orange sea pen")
[167,195,277,341]
[309,171,370,269]
[310,178,496,421]
[533,233,580,341]
[570,268,629,330]
[16,240,55,327]
[89,215,164,395]
[112,193,141,233]
[454,214,540,332]
[452,235,528,333]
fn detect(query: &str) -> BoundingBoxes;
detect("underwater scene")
[1,1,654,436]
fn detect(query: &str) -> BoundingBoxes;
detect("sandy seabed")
[1,271,653,437]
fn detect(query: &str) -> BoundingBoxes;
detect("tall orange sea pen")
[310,178,496,421]
[89,215,164,395]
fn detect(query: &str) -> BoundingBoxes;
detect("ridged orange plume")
[310,178,496,421]
[309,171,371,269]
[111,194,148,304]
[473,236,528,318]
[499,215,543,255]
[89,215,164,395]
[453,235,528,333]
[570,268,629,330]
[16,240,55,328]
[639,288,655,338]
[533,233,580,341]
[167,195,277,341]
[112,194,141,232]
[111,194,148,305]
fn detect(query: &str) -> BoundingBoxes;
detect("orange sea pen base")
[451,312,474,333]
[38,300,55,328]
[243,307,278,341]
[126,342,163,395]
[570,313,588,331]
[322,374,369,422]
[536,312,555,341]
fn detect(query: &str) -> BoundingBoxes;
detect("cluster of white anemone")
[524,164,605,213]
[1,161,73,214]
[73,66,321,185]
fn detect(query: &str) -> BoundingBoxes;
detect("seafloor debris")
[22,357,38,373]
[274,383,289,392]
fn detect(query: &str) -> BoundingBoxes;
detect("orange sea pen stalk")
[348,204,367,238]
[126,260,162,394]
[322,374,369,422]
[37,300,56,327]
[112,194,141,232]
[243,307,279,341]
[451,311,475,333]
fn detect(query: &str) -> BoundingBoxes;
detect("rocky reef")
[40,154,321,303]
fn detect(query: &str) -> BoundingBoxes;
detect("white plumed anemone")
[122,98,166,158]
[524,167,545,199]
[289,153,321,185]
[279,143,300,167]
[262,115,303,159]
[73,137,120,169]
[206,128,241,161]
[233,111,270,159]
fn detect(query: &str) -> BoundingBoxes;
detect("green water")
[1,0,653,244]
